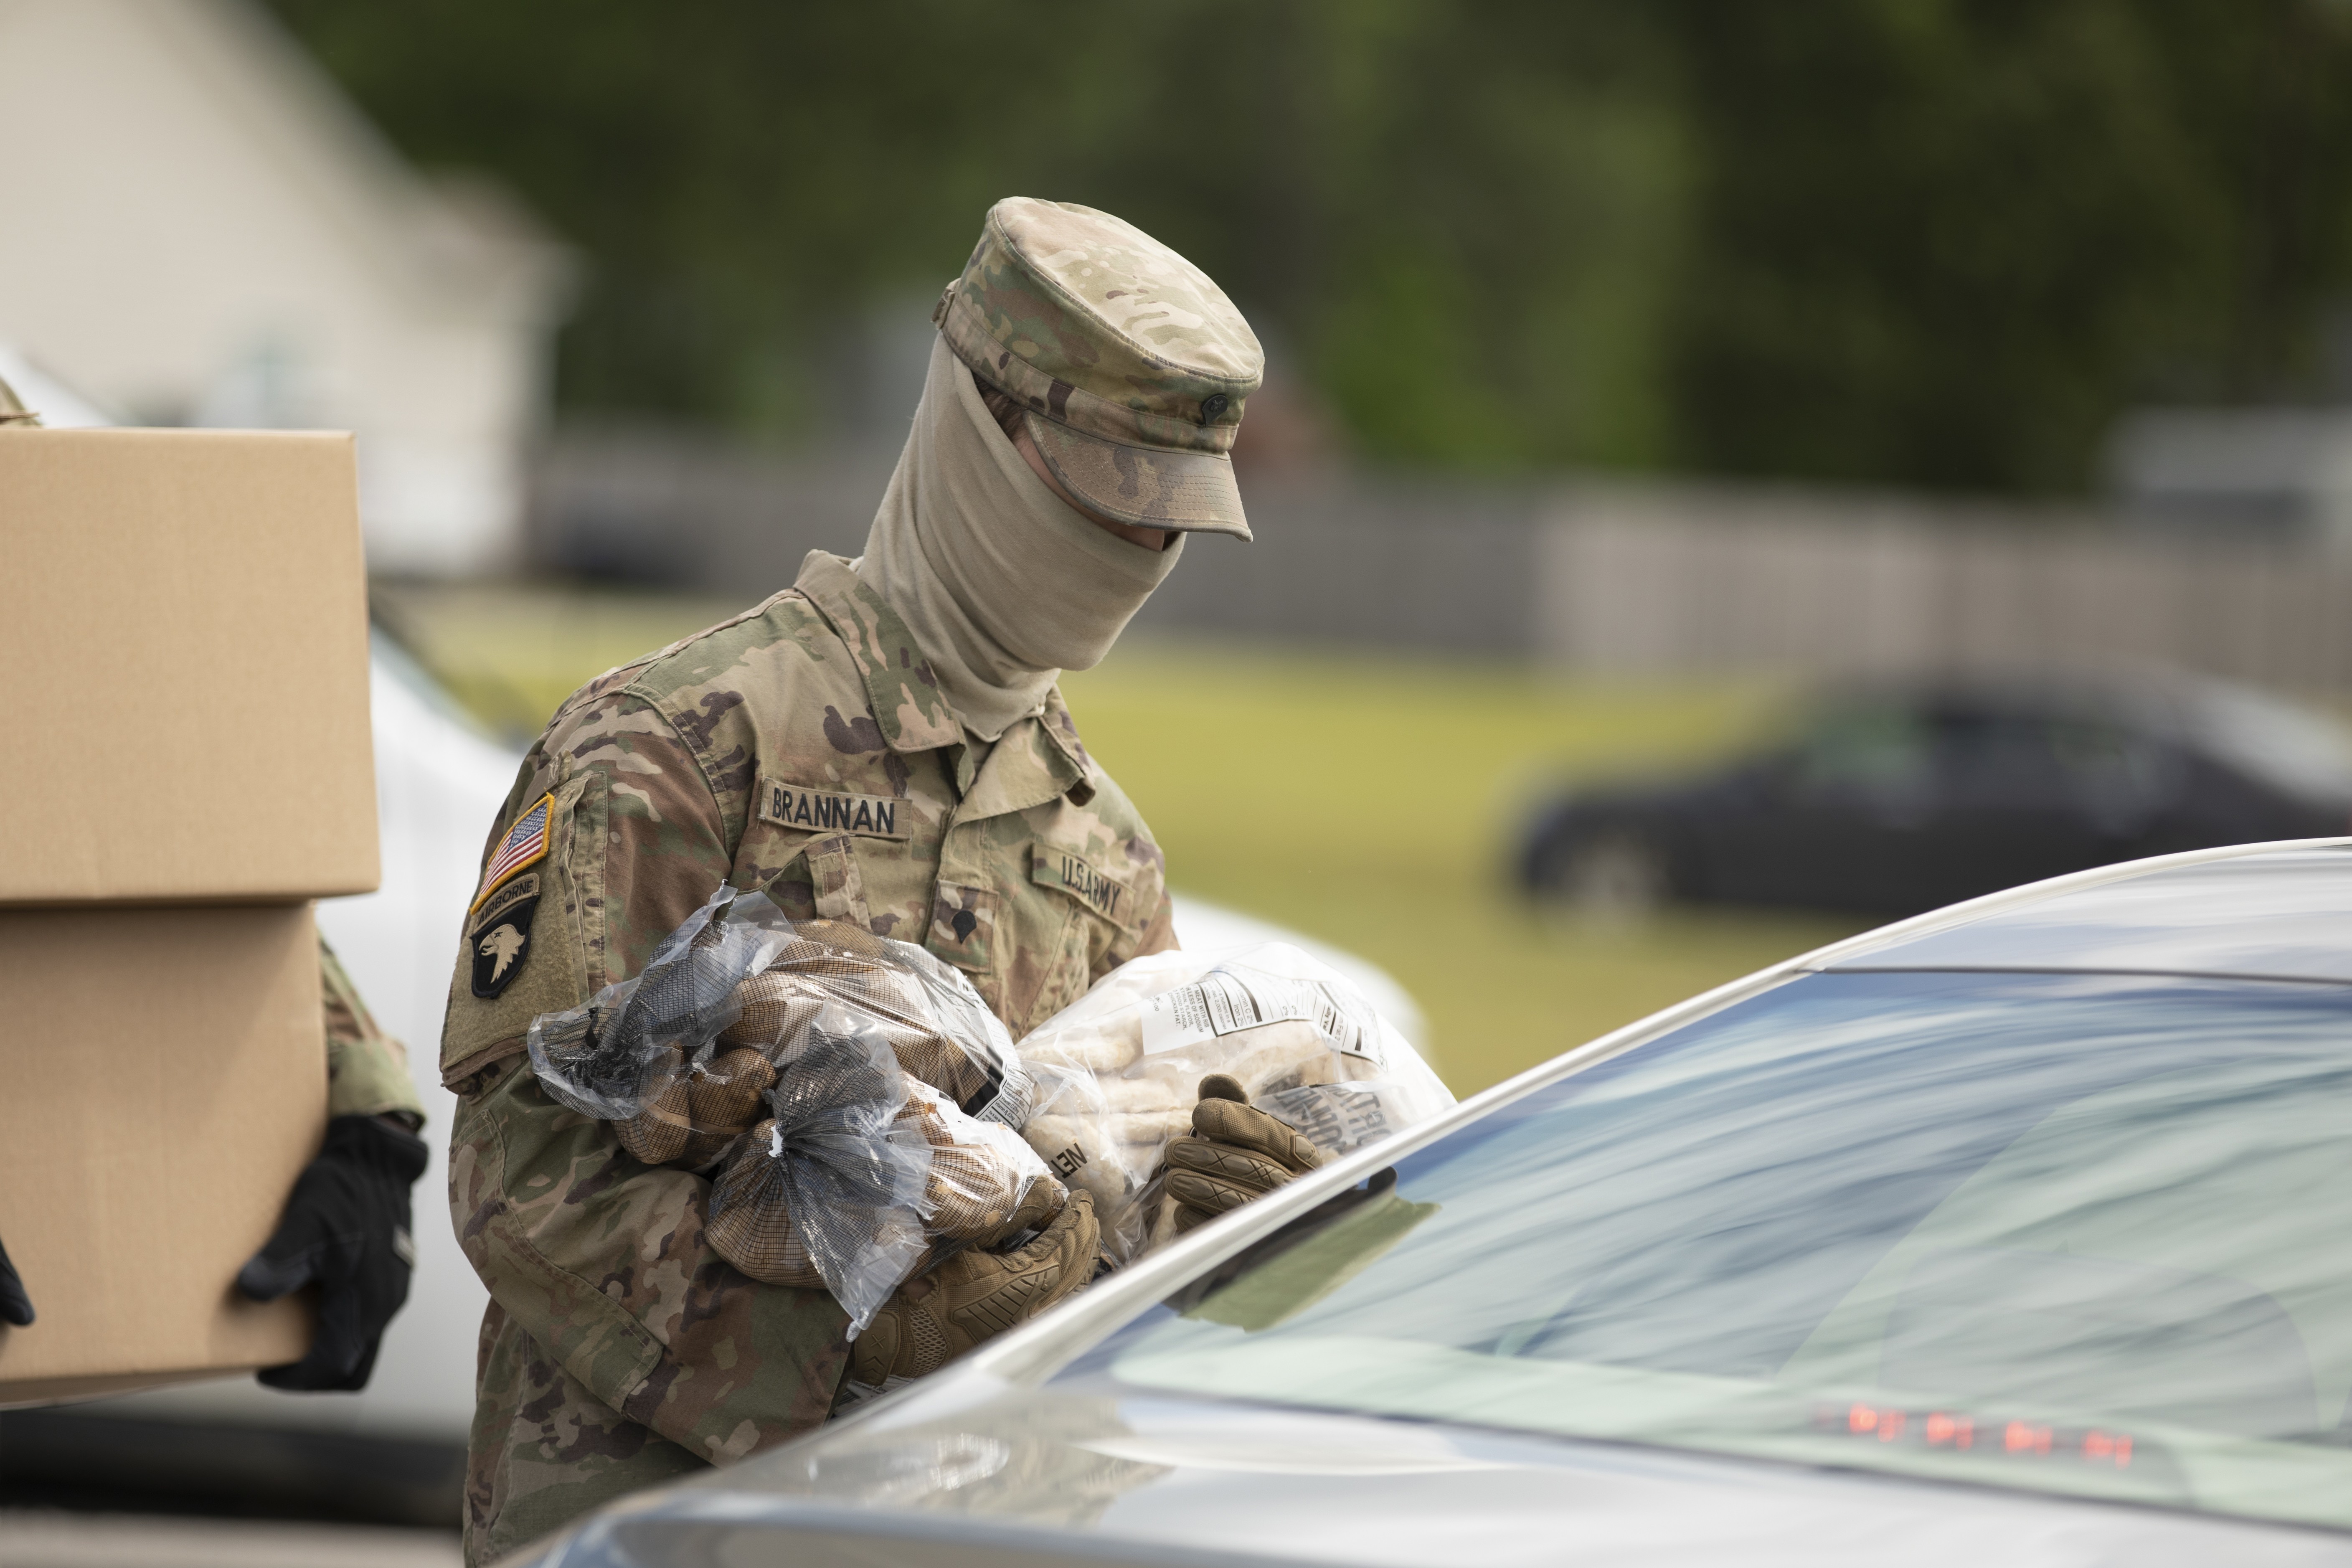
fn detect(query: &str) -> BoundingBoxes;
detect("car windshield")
[1058,971,2352,1529]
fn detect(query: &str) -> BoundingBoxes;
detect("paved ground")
[0,1511,461,1568]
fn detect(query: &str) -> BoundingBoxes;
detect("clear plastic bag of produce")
[526,885,1059,1332]
[1014,943,1454,1265]
[523,885,792,1133]
[720,912,1033,1131]
[703,1014,1066,1323]
[703,1012,933,1327]
[528,885,1033,1162]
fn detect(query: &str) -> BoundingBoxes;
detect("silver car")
[513,840,2352,1567]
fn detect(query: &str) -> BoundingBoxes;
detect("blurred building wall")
[1539,487,2352,688]
[0,0,571,576]
[2106,406,2352,544]
[531,431,1546,653]
[1132,472,1541,653]
[536,426,2352,690]
[530,425,898,594]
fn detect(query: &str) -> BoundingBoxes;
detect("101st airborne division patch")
[470,794,552,999]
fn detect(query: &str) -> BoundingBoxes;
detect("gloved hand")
[0,1232,32,1327]
[849,1188,1098,1388]
[1163,1073,1327,1236]
[237,1114,429,1391]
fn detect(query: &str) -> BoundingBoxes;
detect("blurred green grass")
[382,584,1865,1094]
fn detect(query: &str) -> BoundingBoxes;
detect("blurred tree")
[265,0,1683,469]
[266,0,2352,494]
[1663,0,2352,491]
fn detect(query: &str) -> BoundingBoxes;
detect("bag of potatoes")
[1014,943,1453,1265]
[528,884,1032,1172]
[527,886,1061,1332]
[701,1009,1063,1332]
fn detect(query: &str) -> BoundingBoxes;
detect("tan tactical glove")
[1163,1073,1328,1236]
[848,1188,1099,1386]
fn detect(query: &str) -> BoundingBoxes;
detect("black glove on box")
[238,1113,429,1391]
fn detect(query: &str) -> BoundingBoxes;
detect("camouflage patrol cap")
[935,198,1264,539]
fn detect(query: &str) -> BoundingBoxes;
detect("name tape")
[759,781,911,839]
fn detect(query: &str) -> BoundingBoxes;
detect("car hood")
[510,1377,2352,1568]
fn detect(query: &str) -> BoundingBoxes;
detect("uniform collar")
[957,688,1092,825]
[795,550,1092,796]
[794,551,963,753]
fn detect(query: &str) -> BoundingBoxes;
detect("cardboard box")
[0,429,378,906]
[0,903,323,1404]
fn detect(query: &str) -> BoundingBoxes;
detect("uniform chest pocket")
[925,881,1002,971]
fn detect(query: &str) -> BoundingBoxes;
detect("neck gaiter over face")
[857,335,1182,742]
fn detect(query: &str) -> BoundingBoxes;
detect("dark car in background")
[1517,675,2352,916]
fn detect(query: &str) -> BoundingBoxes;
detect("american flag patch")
[472,793,553,911]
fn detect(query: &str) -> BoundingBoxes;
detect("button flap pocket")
[925,883,1001,973]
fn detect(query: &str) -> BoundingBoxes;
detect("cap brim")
[1024,413,1251,539]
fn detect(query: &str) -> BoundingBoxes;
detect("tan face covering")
[858,336,1184,742]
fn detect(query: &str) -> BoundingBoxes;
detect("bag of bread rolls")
[1015,943,1453,1265]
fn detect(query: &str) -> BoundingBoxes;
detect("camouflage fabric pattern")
[453,1059,847,1564]
[441,549,1175,1563]
[321,936,424,1128]
[1022,411,1256,534]
[465,1298,708,1562]
[936,198,1263,458]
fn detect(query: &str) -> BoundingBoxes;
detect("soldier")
[439,197,1313,1565]
[0,936,428,1393]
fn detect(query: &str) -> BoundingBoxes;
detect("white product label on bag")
[1139,967,1385,1068]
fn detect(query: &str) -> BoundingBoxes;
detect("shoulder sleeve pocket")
[439,771,604,1086]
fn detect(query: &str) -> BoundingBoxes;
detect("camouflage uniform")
[439,553,1176,1564]
[321,936,425,1127]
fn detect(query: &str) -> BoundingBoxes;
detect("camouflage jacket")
[322,936,424,1128]
[441,551,1175,1565]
